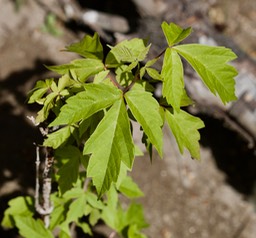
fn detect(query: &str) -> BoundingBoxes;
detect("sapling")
[1,22,237,238]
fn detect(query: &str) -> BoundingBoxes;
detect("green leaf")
[101,185,121,230]
[36,91,58,123]
[161,21,192,46]
[55,146,81,194]
[106,38,150,67]
[1,196,34,228]
[146,67,162,81]
[59,194,87,236]
[117,176,144,198]
[125,90,163,157]
[94,70,110,83]
[124,203,148,229]
[43,126,75,149]
[128,224,147,238]
[84,99,135,197]
[165,109,204,160]
[85,191,104,210]
[77,222,92,235]
[65,194,87,223]
[174,44,238,104]
[89,208,101,226]
[161,48,184,111]
[46,58,104,82]
[28,79,54,104]
[14,216,54,238]
[57,74,74,91]
[50,83,122,126]
[66,33,103,59]
[49,196,66,230]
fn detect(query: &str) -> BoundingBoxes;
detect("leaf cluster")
[2,22,238,238]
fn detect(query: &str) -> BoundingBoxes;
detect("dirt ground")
[1,0,256,237]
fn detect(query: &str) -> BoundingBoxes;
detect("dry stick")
[34,146,54,228]
[109,231,117,238]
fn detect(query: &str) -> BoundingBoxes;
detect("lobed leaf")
[65,33,103,59]
[59,194,87,236]
[46,58,104,82]
[50,83,122,126]
[14,216,54,238]
[125,90,163,157]
[117,176,144,198]
[105,38,150,67]
[174,44,238,104]
[1,196,34,229]
[43,126,75,149]
[83,99,135,197]
[165,109,204,160]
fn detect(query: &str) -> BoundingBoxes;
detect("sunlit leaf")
[1,196,34,229]
[174,44,238,104]
[50,83,122,126]
[165,109,204,159]
[125,90,163,157]
[66,33,103,59]
[105,38,150,67]
[161,21,192,46]
[14,217,53,238]
[161,48,184,111]
[43,126,75,149]
[84,99,135,197]
[46,58,104,82]
[117,176,144,198]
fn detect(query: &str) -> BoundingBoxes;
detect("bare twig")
[34,145,54,228]
[109,231,117,238]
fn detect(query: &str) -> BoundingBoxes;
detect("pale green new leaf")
[62,187,84,200]
[161,21,192,46]
[105,38,150,67]
[59,194,87,236]
[50,83,122,126]
[57,74,74,91]
[85,191,104,210]
[43,125,75,149]
[125,90,163,157]
[14,216,54,238]
[118,176,144,198]
[46,58,104,82]
[65,194,87,223]
[66,33,103,59]
[128,224,147,238]
[165,109,204,160]
[146,67,162,81]
[28,79,54,104]
[101,186,121,230]
[89,208,101,226]
[84,99,135,197]
[174,44,238,104]
[161,48,184,111]
[36,91,58,123]
[1,196,34,228]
